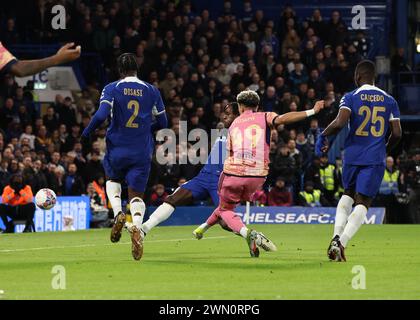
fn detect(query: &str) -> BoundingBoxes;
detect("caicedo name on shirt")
[124,88,143,96]
[360,94,385,102]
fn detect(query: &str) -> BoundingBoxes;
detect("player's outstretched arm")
[82,103,111,138]
[274,100,324,126]
[10,43,81,77]
[316,108,351,155]
[386,120,402,153]
[322,108,351,137]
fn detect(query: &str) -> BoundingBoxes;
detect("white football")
[35,188,57,210]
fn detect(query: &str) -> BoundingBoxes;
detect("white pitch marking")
[0,236,231,253]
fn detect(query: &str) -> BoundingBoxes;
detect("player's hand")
[315,135,328,157]
[313,100,325,114]
[54,43,81,65]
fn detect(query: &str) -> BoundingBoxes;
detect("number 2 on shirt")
[126,100,140,128]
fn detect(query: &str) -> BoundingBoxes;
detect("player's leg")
[193,183,221,239]
[126,187,145,261]
[103,154,126,243]
[333,164,357,238]
[125,165,150,261]
[142,187,193,234]
[240,176,277,253]
[333,189,355,237]
[339,193,373,253]
[328,164,356,260]
[332,165,384,261]
[217,175,277,256]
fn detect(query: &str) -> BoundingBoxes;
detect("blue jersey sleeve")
[389,98,400,121]
[339,93,352,113]
[151,86,167,131]
[99,83,114,108]
[82,84,114,137]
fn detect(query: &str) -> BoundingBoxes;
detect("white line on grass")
[0,236,231,253]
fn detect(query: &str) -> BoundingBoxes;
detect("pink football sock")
[219,210,246,234]
[205,208,221,226]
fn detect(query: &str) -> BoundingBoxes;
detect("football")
[35,188,57,210]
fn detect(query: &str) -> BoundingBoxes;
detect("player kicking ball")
[141,103,239,236]
[196,90,324,257]
[82,53,167,261]
[316,60,402,262]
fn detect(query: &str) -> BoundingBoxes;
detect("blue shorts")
[181,172,220,205]
[342,164,385,198]
[103,153,151,193]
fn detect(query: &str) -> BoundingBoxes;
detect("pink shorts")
[218,173,266,205]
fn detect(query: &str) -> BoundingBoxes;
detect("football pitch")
[0,224,419,300]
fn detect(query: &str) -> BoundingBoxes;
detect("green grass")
[0,224,419,300]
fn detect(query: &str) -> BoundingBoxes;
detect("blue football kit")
[181,135,227,205]
[339,84,400,197]
[82,76,167,192]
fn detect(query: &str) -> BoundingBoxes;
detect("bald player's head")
[354,60,376,87]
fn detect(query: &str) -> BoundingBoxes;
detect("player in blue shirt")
[82,53,167,260]
[316,60,402,261]
[140,103,239,237]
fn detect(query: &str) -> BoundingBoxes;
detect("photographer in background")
[87,174,109,228]
[0,174,35,233]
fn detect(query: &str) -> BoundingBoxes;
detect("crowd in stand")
[1,1,419,222]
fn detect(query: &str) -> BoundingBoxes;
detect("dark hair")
[117,53,138,76]
[355,60,376,81]
[224,102,240,115]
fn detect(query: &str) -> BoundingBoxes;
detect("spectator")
[305,157,322,190]
[318,95,338,128]
[252,188,267,206]
[261,86,280,112]
[268,177,293,206]
[0,160,10,192]
[63,163,85,196]
[150,184,168,206]
[296,131,312,169]
[272,145,297,185]
[19,125,36,149]
[259,26,279,57]
[391,48,411,80]
[57,97,77,130]
[84,151,104,183]
[35,126,51,152]
[377,156,401,223]
[289,63,308,93]
[352,31,369,58]
[326,10,347,47]
[306,118,321,151]
[43,106,60,132]
[298,181,324,207]
[281,29,301,57]
[319,154,338,206]
[32,159,48,194]
[0,174,35,233]
[88,174,109,228]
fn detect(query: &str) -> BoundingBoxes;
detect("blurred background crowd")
[1,0,419,226]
